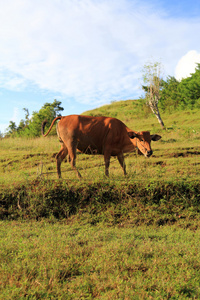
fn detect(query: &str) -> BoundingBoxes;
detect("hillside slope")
[83,99,200,135]
[0,99,200,185]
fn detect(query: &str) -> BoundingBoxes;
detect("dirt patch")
[154,161,167,167]
[23,153,49,159]
[6,160,19,166]
[169,150,200,158]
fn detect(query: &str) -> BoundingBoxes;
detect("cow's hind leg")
[117,153,127,175]
[56,145,68,178]
[104,151,111,177]
[67,142,82,178]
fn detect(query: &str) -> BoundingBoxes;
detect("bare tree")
[142,61,165,129]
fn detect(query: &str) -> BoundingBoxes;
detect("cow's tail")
[41,116,62,137]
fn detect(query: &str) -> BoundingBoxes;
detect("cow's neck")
[123,138,137,153]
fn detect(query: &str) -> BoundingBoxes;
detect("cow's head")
[128,131,161,157]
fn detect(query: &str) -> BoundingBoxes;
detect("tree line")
[5,100,64,138]
[160,63,200,111]
[4,63,200,137]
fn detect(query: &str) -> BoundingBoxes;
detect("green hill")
[1,99,200,187]
[83,99,200,135]
[82,99,151,130]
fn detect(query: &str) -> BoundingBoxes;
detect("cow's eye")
[141,139,144,142]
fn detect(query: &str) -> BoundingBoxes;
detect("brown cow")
[41,115,161,178]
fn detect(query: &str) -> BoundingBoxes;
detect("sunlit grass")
[1,221,200,299]
[1,111,200,185]
[0,103,200,185]
[0,136,59,153]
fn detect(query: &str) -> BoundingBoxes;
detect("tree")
[24,99,64,137]
[159,76,181,111]
[5,121,17,136]
[142,61,165,129]
[178,63,200,109]
[42,100,64,116]
[159,63,200,111]
[5,100,64,138]
[17,119,26,133]
[23,108,30,126]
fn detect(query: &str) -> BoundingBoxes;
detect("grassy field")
[0,101,200,184]
[1,221,200,299]
[1,100,200,299]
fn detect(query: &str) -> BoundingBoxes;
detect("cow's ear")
[128,131,138,139]
[151,134,161,141]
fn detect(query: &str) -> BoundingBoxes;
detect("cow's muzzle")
[146,150,153,157]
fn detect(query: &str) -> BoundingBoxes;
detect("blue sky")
[0,0,200,134]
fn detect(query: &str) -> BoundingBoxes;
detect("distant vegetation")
[5,99,64,138]
[160,63,200,111]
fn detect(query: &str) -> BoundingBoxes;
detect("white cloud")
[0,0,200,106]
[0,68,27,91]
[175,50,200,81]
